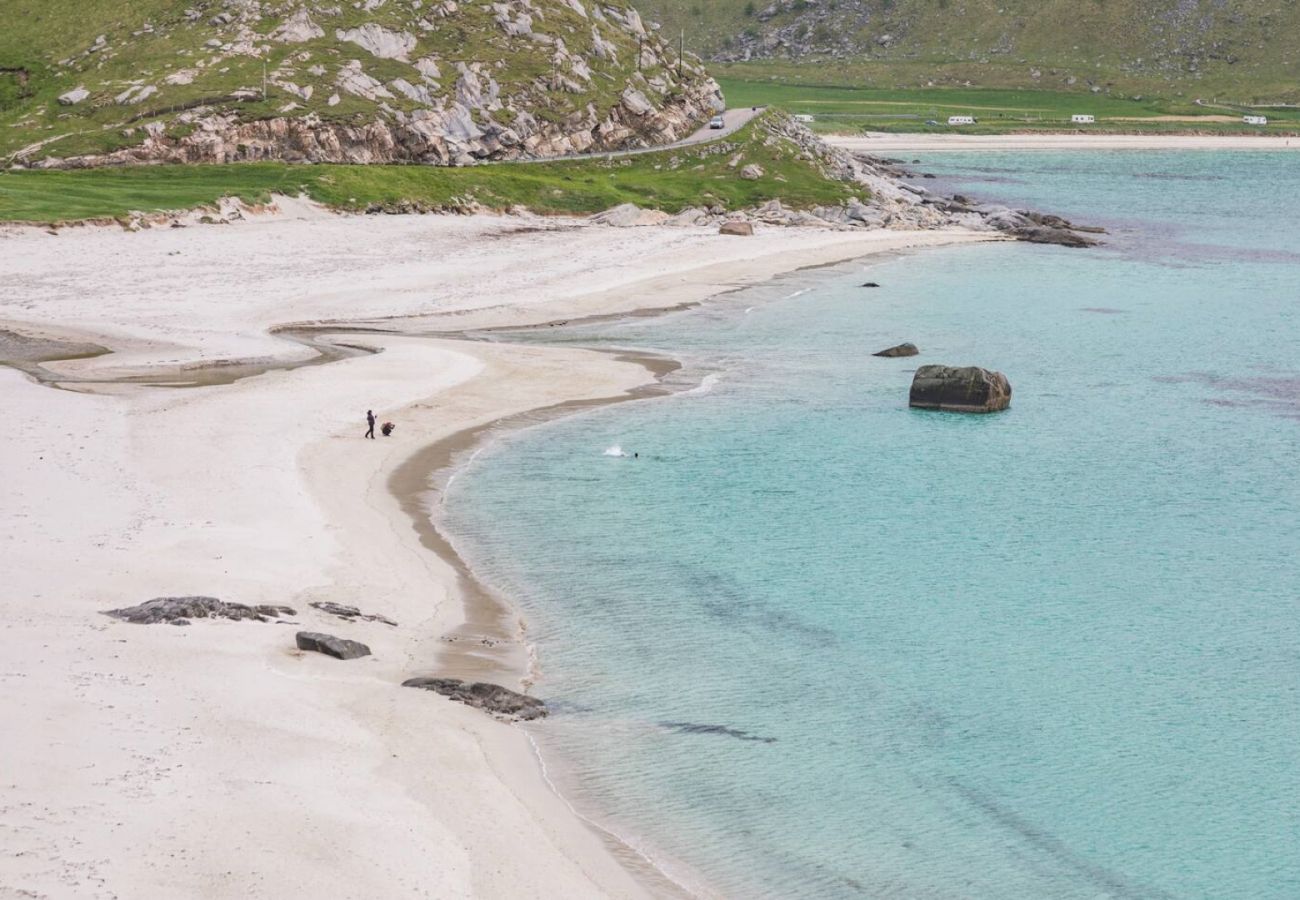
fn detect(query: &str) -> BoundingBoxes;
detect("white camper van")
[794,114,815,124]
[1071,114,1095,124]
[1243,115,1268,126]
[947,115,975,126]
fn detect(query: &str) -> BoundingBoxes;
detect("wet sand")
[388,348,683,686]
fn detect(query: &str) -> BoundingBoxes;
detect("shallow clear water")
[444,152,1300,898]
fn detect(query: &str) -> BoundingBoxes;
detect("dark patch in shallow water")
[1132,171,1228,182]
[1150,241,1300,266]
[1156,372,1300,420]
[949,780,1173,900]
[689,568,838,644]
[538,698,597,716]
[660,721,777,743]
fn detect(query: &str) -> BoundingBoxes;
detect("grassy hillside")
[0,0,721,166]
[634,0,1300,102]
[0,114,858,222]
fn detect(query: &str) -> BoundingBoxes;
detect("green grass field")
[0,116,858,223]
[719,75,1300,135]
[639,1,1300,102]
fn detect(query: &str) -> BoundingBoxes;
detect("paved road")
[507,106,766,165]
[672,105,765,149]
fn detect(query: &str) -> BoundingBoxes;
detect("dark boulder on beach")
[403,677,548,720]
[909,365,1011,413]
[295,631,372,660]
[105,596,295,626]
[874,342,919,358]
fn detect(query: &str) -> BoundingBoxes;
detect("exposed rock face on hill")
[2,0,723,168]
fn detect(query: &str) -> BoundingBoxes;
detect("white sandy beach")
[0,208,994,899]
[829,132,1300,153]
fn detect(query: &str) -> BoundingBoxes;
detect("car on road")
[709,115,726,129]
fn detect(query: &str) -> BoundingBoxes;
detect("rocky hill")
[0,0,723,168]
[633,0,1300,98]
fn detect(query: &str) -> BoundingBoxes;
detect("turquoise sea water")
[444,152,1300,898]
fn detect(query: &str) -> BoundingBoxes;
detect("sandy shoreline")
[0,207,996,898]
[828,132,1300,152]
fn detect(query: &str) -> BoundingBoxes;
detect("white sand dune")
[0,208,993,898]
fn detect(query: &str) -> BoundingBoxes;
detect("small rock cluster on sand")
[104,596,295,626]
[309,600,397,626]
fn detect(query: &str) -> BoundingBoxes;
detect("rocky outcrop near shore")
[403,677,548,721]
[840,150,1104,247]
[571,114,1100,243]
[8,1,724,169]
[909,365,1012,413]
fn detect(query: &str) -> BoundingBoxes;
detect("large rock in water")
[909,365,1011,413]
[874,342,919,358]
[295,631,372,660]
[403,677,547,720]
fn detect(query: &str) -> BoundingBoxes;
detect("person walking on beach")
[365,409,376,440]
